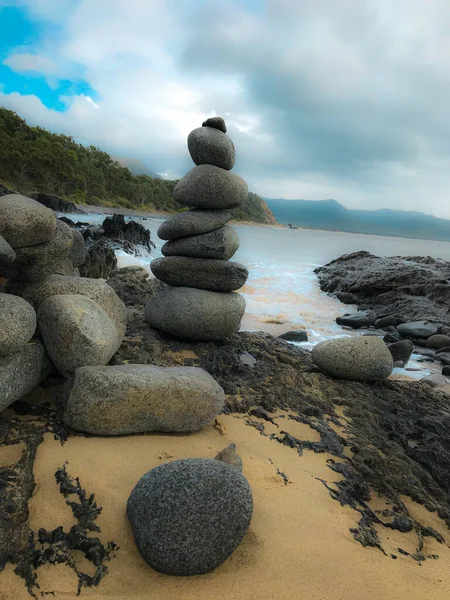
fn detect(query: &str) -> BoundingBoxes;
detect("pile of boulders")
[0,139,253,577]
[146,117,249,341]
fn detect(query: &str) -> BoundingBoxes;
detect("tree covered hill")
[0,107,276,224]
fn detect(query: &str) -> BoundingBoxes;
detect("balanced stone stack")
[145,117,248,341]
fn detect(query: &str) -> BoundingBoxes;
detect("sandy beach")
[2,404,449,600]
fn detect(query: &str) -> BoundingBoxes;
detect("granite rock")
[173,165,248,209]
[312,336,393,382]
[188,127,235,170]
[162,225,240,261]
[0,235,16,263]
[202,116,227,133]
[336,311,377,329]
[0,194,57,248]
[68,229,87,267]
[151,257,248,292]
[145,287,246,341]
[157,209,231,241]
[0,294,36,356]
[126,458,252,575]
[62,365,225,435]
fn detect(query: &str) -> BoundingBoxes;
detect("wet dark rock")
[426,334,450,349]
[316,251,450,335]
[60,216,75,227]
[387,340,414,366]
[375,316,398,329]
[202,116,227,133]
[442,366,450,376]
[336,310,377,329]
[384,332,402,343]
[127,459,252,575]
[31,192,84,214]
[278,330,309,342]
[397,321,439,340]
[437,353,450,366]
[101,214,153,249]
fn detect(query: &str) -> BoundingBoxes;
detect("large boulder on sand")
[397,321,439,339]
[157,209,232,241]
[161,225,239,261]
[145,287,245,341]
[0,234,16,263]
[0,340,51,410]
[188,127,236,171]
[127,458,253,575]
[151,257,248,292]
[0,194,57,248]
[0,220,73,281]
[62,365,225,435]
[312,336,393,382]
[0,294,36,356]
[8,275,127,338]
[173,165,248,209]
[38,295,121,377]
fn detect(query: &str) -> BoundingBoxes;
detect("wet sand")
[2,410,449,600]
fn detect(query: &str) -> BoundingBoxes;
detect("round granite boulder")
[161,225,240,261]
[336,311,377,329]
[173,165,248,209]
[202,116,227,133]
[396,321,439,339]
[9,275,127,339]
[38,294,121,377]
[157,209,232,241]
[151,257,248,292]
[127,458,253,575]
[0,194,56,248]
[312,336,393,382]
[188,127,235,170]
[62,365,225,435]
[0,294,36,356]
[0,234,16,263]
[145,287,246,341]
[0,220,73,282]
[0,340,51,410]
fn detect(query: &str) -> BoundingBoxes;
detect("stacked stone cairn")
[0,190,252,576]
[146,116,249,341]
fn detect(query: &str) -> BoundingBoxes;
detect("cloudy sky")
[1,0,450,217]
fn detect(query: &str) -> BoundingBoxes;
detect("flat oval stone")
[151,257,248,292]
[157,209,231,241]
[127,459,252,575]
[62,365,224,435]
[0,194,56,248]
[0,294,36,356]
[188,127,235,170]
[145,287,246,341]
[396,321,439,339]
[173,165,248,209]
[161,225,239,260]
[312,336,393,382]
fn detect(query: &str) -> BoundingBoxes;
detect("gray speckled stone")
[0,194,56,248]
[0,234,15,263]
[387,339,413,365]
[127,458,252,575]
[62,365,224,435]
[173,165,248,209]
[0,340,51,410]
[188,127,235,170]
[8,275,127,339]
[397,321,439,339]
[145,287,246,341]
[202,116,227,133]
[157,209,231,241]
[0,220,73,281]
[38,294,121,377]
[215,443,243,472]
[0,294,36,356]
[420,374,448,388]
[312,336,393,382]
[151,256,248,292]
[162,225,239,261]
[68,229,86,266]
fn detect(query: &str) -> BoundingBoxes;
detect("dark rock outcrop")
[278,330,308,342]
[316,251,450,335]
[101,214,153,250]
[336,310,377,329]
[31,192,85,214]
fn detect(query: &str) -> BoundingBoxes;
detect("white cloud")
[2,0,450,217]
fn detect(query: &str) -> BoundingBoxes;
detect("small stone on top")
[202,116,227,133]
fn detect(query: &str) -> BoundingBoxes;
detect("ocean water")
[79,214,450,379]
